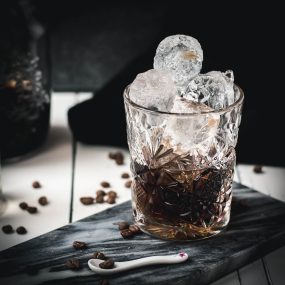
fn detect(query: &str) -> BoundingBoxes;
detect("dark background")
[1,0,284,166]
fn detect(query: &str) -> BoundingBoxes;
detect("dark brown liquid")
[131,146,235,240]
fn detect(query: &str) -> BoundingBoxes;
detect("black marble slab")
[1,182,285,285]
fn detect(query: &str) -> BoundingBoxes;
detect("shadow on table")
[2,125,72,166]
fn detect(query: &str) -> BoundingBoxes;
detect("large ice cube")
[129,69,177,112]
[153,35,203,94]
[184,70,235,110]
[163,96,220,153]
[171,97,213,114]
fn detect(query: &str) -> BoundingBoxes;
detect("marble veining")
[0,183,285,285]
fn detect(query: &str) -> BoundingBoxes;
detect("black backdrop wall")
[1,0,284,166]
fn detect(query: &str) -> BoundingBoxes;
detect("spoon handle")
[116,253,188,271]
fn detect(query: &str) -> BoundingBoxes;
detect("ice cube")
[163,96,220,153]
[184,70,235,110]
[129,69,177,112]
[153,35,203,94]
[171,97,213,114]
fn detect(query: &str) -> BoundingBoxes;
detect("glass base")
[137,220,227,241]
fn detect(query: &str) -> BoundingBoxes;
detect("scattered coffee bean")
[2,225,13,234]
[19,202,28,210]
[27,206,38,214]
[129,224,141,234]
[108,152,124,165]
[118,221,129,230]
[118,222,142,239]
[106,196,116,204]
[38,196,48,206]
[96,195,104,203]
[107,191,117,198]
[120,229,134,239]
[66,258,80,270]
[121,172,130,179]
[96,190,106,196]
[116,160,124,166]
[73,241,87,250]
[16,226,27,234]
[115,152,124,165]
[253,165,263,174]
[93,252,106,260]
[32,181,41,189]
[100,280,109,285]
[80,197,94,205]
[101,181,110,188]
[99,259,114,269]
[124,180,132,188]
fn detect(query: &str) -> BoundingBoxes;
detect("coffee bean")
[116,159,124,165]
[19,202,28,210]
[115,152,124,165]
[96,195,104,203]
[129,224,141,234]
[2,225,13,234]
[107,191,117,198]
[101,181,110,188]
[93,252,106,260]
[16,226,27,234]
[106,196,116,204]
[66,259,80,270]
[124,180,132,188]
[121,173,130,179]
[38,196,48,206]
[99,259,114,269]
[96,190,106,196]
[27,206,37,214]
[80,197,94,205]
[100,280,109,285]
[253,165,263,174]
[118,221,129,230]
[32,181,41,189]
[120,229,133,239]
[73,241,87,250]
[108,151,124,165]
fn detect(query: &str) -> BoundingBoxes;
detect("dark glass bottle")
[0,54,50,159]
[0,1,51,160]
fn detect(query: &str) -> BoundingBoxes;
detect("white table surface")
[1,93,285,285]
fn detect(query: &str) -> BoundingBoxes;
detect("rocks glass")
[124,85,244,240]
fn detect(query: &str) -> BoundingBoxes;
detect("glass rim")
[123,84,244,117]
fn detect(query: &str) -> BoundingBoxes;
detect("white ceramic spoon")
[88,252,188,275]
